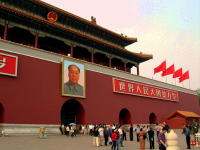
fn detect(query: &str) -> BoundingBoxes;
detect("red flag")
[162,64,175,76]
[179,71,189,83]
[154,60,166,74]
[173,68,182,78]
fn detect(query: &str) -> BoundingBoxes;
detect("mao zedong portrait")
[64,64,83,96]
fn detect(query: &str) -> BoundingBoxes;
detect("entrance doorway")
[149,113,157,124]
[0,103,4,123]
[119,108,131,124]
[61,99,85,125]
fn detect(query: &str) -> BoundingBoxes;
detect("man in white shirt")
[98,126,104,146]
[118,126,124,147]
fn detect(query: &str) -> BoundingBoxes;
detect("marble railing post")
[166,129,179,150]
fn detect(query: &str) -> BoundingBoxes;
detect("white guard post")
[166,129,179,150]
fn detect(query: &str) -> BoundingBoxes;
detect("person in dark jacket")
[148,127,155,149]
[59,124,66,135]
[103,127,109,146]
[93,127,100,147]
[182,125,191,149]
[122,128,126,141]
[129,124,133,141]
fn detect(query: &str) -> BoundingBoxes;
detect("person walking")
[111,129,118,150]
[59,124,66,135]
[108,125,113,145]
[89,124,94,136]
[93,127,100,147]
[118,126,124,147]
[139,128,147,149]
[157,127,167,150]
[98,126,104,146]
[103,126,109,146]
[122,127,126,141]
[135,125,140,142]
[129,124,133,141]
[148,127,155,149]
[155,123,162,137]
[70,125,76,137]
[65,125,70,136]
[182,125,191,149]
[116,128,120,150]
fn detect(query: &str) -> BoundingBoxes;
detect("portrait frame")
[61,57,86,98]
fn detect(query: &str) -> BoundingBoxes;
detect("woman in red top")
[111,129,118,150]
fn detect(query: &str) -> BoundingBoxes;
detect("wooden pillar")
[136,64,140,76]
[109,56,112,67]
[70,44,74,57]
[91,50,94,63]
[3,23,8,40]
[124,62,127,72]
[34,33,39,48]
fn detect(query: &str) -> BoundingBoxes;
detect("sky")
[42,0,200,90]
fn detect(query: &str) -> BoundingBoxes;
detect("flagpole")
[181,66,183,87]
[173,62,175,85]
[153,72,156,80]
[189,79,190,89]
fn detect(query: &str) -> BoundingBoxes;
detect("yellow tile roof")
[176,110,200,118]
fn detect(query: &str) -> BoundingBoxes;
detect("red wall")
[0,50,200,124]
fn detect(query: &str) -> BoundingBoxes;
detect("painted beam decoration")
[113,78,179,102]
[0,52,18,77]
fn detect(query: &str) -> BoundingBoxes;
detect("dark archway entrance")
[119,108,131,124]
[149,113,157,124]
[61,99,85,125]
[0,103,4,123]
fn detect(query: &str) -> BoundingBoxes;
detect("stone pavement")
[0,131,199,150]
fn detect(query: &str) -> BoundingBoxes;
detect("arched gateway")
[149,113,157,124]
[0,103,4,123]
[61,99,85,125]
[119,108,131,124]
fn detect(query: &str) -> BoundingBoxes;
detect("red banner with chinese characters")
[0,52,18,76]
[113,78,179,102]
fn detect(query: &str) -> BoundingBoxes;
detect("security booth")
[167,110,200,129]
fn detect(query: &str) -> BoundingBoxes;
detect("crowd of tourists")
[59,124,77,137]
[59,121,199,150]
[89,124,126,149]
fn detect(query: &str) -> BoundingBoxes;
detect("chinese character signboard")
[0,52,18,77]
[113,78,179,102]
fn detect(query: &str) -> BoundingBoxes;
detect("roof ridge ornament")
[91,16,96,24]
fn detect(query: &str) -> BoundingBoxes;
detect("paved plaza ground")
[0,130,199,150]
